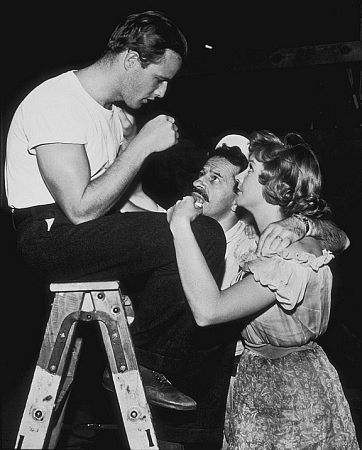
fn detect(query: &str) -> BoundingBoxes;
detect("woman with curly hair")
[167,130,358,449]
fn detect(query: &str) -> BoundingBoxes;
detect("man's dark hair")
[106,10,188,67]
[207,144,249,174]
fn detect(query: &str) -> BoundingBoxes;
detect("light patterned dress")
[224,249,359,449]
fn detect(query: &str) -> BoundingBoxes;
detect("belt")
[11,203,65,229]
[244,341,317,359]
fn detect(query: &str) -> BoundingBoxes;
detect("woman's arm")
[168,197,275,326]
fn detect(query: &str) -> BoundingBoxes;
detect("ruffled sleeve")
[243,250,334,310]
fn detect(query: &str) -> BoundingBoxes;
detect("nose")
[235,169,247,186]
[154,81,168,99]
[193,178,205,190]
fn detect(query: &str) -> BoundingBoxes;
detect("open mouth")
[192,189,209,203]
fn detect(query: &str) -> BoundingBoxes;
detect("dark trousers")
[12,204,237,447]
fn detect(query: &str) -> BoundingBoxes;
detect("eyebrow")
[209,168,226,180]
[200,167,223,177]
[212,169,223,178]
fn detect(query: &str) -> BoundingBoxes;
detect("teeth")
[191,192,205,208]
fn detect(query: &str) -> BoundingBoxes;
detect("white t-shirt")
[5,70,124,208]
[222,220,258,290]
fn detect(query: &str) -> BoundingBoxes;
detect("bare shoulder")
[287,237,323,257]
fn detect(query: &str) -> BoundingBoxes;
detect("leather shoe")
[102,366,196,411]
[139,365,197,411]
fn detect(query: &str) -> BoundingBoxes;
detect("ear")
[231,202,237,212]
[124,50,141,70]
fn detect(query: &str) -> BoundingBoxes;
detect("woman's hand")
[167,196,203,231]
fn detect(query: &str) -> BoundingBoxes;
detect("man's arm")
[36,115,178,224]
[256,215,350,255]
[308,218,350,253]
[119,181,167,213]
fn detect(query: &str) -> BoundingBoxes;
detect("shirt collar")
[225,220,246,243]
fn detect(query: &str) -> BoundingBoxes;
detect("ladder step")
[16,283,158,449]
[50,281,120,292]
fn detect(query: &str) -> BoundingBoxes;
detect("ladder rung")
[50,281,120,292]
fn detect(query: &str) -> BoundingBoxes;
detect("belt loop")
[11,210,17,232]
[11,203,59,230]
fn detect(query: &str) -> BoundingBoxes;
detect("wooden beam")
[251,41,362,70]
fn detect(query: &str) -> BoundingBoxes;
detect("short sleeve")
[23,94,88,153]
[244,256,309,310]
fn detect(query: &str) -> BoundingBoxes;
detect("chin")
[125,99,142,109]
[132,101,143,109]
[202,207,211,217]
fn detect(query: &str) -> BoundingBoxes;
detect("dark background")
[1,1,361,445]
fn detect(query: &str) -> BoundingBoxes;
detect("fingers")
[166,116,179,141]
[191,192,204,209]
[244,224,255,239]
[167,196,200,227]
[257,218,304,255]
[160,115,179,145]
[181,195,196,205]
[167,199,182,223]
[139,114,180,152]
[166,206,173,223]
[175,196,203,213]
[266,235,290,254]
[257,226,291,256]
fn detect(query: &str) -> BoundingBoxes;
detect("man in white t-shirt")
[6,13,186,219]
[5,10,228,449]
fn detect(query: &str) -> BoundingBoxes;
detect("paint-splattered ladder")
[15,281,158,449]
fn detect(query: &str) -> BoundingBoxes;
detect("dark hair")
[248,130,331,218]
[207,144,249,174]
[105,10,188,67]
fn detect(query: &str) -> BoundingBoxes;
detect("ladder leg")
[95,289,158,449]
[47,337,83,449]
[15,292,83,449]
[15,365,62,449]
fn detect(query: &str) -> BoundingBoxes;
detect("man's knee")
[192,215,226,257]
[189,216,226,286]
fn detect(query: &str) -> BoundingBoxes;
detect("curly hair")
[105,10,188,67]
[248,130,331,219]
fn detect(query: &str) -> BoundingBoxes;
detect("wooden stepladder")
[15,281,158,450]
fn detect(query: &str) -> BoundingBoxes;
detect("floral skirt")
[224,344,359,449]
